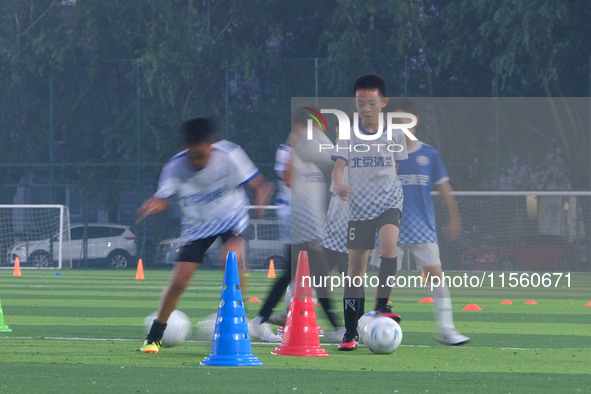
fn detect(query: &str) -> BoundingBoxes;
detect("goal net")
[432,192,590,272]
[0,205,72,269]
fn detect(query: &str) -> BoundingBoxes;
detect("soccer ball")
[364,316,403,354]
[195,313,218,342]
[357,311,379,344]
[144,310,192,348]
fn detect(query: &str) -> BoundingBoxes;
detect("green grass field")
[1,268,590,393]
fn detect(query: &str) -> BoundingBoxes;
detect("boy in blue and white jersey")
[332,74,407,351]
[390,97,469,346]
[137,117,274,353]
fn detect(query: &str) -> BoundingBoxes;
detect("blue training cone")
[201,252,262,367]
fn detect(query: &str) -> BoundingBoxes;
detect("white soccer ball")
[357,311,379,344]
[364,316,403,354]
[195,312,218,342]
[144,310,192,348]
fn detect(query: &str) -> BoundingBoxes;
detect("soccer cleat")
[249,316,282,342]
[435,329,470,346]
[139,338,161,353]
[376,305,402,324]
[338,332,359,351]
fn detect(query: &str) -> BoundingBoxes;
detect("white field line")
[0,336,584,351]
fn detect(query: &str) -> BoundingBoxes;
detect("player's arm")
[246,174,275,219]
[435,182,461,241]
[332,158,352,200]
[136,197,170,224]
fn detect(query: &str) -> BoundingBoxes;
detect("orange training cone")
[267,259,276,279]
[247,297,262,303]
[419,297,434,303]
[135,259,145,280]
[525,300,537,304]
[585,301,591,307]
[272,251,328,357]
[501,300,513,304]
[463,303,482,311]
[13,257,22,277]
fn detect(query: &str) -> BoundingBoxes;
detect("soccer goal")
[433,191,590,272]
[0,205,72,269]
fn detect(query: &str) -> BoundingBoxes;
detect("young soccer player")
[332,74,407,351]
[249,108,343,342]
[388,97,470,345]
[322,127,351,276]
[137,117,274,353]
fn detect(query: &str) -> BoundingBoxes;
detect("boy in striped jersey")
[332,75,407,351]
[137,117,273,353]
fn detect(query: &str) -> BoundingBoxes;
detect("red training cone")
[272,251,328,357]
[419,297,434,303]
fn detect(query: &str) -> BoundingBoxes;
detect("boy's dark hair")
[388,97,415,114]
[353,74,387,97]
[181,117,217,145]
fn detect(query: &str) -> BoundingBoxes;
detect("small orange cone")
[585,301,591,307]
[463,303,482,311]
[501,300,513,304]
[419,297,434,303]
[135,259,145,280]
[267,259,276,279]
[13,257,22,277]
[247,297,262,303]
[524,300,537,304]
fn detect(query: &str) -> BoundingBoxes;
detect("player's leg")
[413,244,469,345]
[324,246,348,275]
[219,232,249,292]
[141,237,212,353]
[306,242,342,338]
[374,209,402,322]
[339,219,374,351]
[249,244,291,342]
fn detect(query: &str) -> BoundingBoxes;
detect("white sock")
[430,283,455,332]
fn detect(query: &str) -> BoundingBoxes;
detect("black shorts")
[346,208,402,250]
[176,231,241,264]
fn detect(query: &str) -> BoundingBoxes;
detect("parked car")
[7,223,137,269]
[460,234,576,272]
[155,219,284,269]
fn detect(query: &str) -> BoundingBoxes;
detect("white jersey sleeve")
[224,141,260,186]
[155,151,186,200]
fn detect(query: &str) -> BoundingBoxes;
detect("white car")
[155,219,284,269]
[7,223,137,269]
